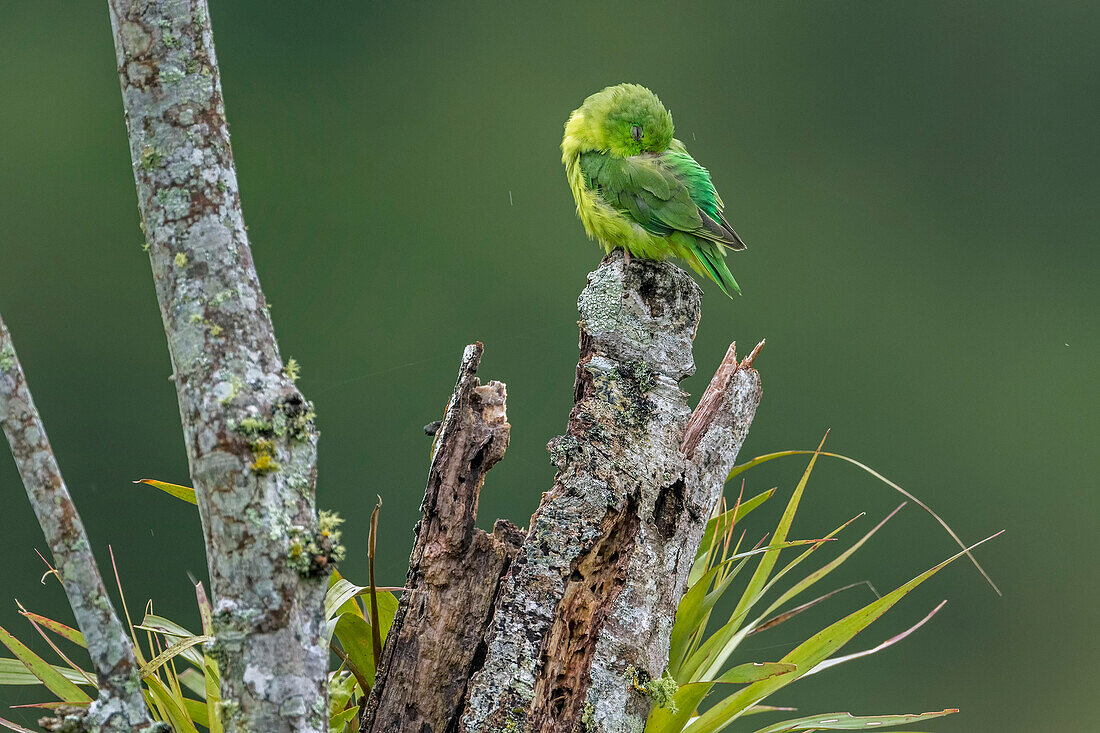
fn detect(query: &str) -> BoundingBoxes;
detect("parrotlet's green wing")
[660,149,746,251]
[578,150,744,295]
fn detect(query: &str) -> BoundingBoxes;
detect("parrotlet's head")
[564,83,675,158]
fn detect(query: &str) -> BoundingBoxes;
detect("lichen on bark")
[107,2,327,730]
[0,316,157,732]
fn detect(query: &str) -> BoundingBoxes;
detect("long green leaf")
[0,626,91,703]
[670,564,731,675]
[326,580,401,625]
[326,578,365,621]
[333,613,376,691]
[136,615,203,668]
[647,663,796,733]
[176,668,206,699]
[330,704,360,731]
[17,612,85,648]
[195,581,222,733]
[728,440,826,634]
[328,570,364,619]
[802,601,947,679]
[139,634,213,678]
[742,704,797,717]
[683,515,862,683]
[670,540,830,677]
[181,696,210,728]
[683,531,1003,733]
[144,673,200,733]
[0,658,95,687]
[749,582,870,638]
[759,503,906,624]
[134,478,197,505]
[693,489,776,564]
[372,590,400,643]
[728,450,1000,595]
[751,708,957,732]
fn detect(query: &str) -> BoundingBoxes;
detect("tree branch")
[0,315,155,732]
[362,343,524,733]
[107,2,326,730]
[460,251,763,733]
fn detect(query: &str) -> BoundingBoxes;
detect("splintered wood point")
[363,343,523,733]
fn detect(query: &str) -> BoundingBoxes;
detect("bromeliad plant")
[646,438,1001,733]
[0,441,998,733]
[0,489,398,733]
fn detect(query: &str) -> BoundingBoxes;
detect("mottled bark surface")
[107,2,327,730]
[362,344,523,733]
[0,316,156,732]
[460,252,763,733]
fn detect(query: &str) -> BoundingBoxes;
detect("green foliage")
[0,492,399,733]
[134,479,197,505]
[0,449,998,732]
[646,438,1001,733]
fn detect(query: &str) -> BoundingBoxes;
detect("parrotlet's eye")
[631,125,643,142]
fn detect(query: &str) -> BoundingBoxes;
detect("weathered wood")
[107,2,327,730]
[363,343,523,733]
[460,251,763,733]
[0,315,158,732]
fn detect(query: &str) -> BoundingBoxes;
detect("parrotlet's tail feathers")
[693,240,741,298]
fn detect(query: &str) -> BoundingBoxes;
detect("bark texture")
[460,251,763,733]
[362,343,524,733]
[107,2,327,730]
[0,316,157,732]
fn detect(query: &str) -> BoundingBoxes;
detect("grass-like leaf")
[727,438,827,629]
[750,708,958,731]
[330,704,361,730]
[682,514,863,683]
[333,613,376,692]
[0,658,94,687]
[0,625,91,704]
[647,663,797,733]
[136,615,204,668]
[802,601,948,679]
[144,672,200,733]
[682,532,1002,733]
[138,634,213,678]
[728,451,1000,595]
[133,478,197,505]
[15,609,84,648]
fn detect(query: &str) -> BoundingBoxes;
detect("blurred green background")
[1,2,1096,730]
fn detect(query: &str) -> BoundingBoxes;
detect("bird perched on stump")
[562,83,746,296]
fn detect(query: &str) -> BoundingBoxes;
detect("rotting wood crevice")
[527,492,641,732]
[652,477,686,539]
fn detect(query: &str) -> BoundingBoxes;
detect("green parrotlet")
[562,83,746,296]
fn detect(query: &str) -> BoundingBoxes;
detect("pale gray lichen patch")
[157,186,191,221]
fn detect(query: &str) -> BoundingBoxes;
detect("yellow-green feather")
[562,83,743,296]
